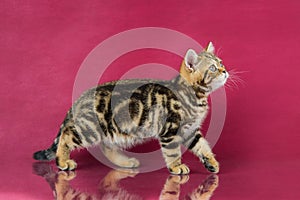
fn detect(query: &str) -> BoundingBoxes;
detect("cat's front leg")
[184,130,219,173]
[159,135,190,175]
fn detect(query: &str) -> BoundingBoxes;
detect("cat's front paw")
[169,164,190,175]
[201,156,219,173]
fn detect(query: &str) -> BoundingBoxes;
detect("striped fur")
[33,42,228,174]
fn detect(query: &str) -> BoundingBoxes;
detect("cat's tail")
[33,135,59,161]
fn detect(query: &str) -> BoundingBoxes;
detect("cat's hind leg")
[33,110,83,171]
[101,144,140,168]
[56,126,82,171]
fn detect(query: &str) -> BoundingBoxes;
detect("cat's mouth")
[220,71,229,84]
[224,71,229,79]
[209,74,228,92]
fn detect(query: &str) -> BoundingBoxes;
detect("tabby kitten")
[33,42,228,175]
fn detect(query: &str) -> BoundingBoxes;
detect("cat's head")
[180,42,229,94]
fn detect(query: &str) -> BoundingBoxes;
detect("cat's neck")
[171,75,209,99]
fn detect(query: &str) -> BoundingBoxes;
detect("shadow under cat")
[32,162,219,200]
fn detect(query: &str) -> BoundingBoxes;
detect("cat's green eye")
[209,65,217,72]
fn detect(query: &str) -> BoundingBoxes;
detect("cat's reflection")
[32,162,141,200]
[33,162,218,200]
[159,174,218,200]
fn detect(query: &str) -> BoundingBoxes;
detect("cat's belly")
[181,117,202,135]
[101,106,166,148]
[180,108,208,139]
[101,129,157,149]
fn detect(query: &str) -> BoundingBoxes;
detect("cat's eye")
[209,65,217,72]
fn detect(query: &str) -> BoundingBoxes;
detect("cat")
[32,162,219,200]
[33,42,229,174]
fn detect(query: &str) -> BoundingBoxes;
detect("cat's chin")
[210,77,228,92]
[209,83,225,93]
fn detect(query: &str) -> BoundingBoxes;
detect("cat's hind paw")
[169,164,190,175]
[57,159,77,171]
[125,157,140,168]
[117,157,140,168]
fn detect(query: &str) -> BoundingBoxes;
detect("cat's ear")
[206,42,215,53]
[184,49,198,72]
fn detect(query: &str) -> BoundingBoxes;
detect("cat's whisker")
[216,47,223,56]
[228,77,243,89]
[225,69,246,91]
[225,81,238,91]
[228,69,249,75]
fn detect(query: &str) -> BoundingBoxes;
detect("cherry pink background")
[1,0,300,199]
